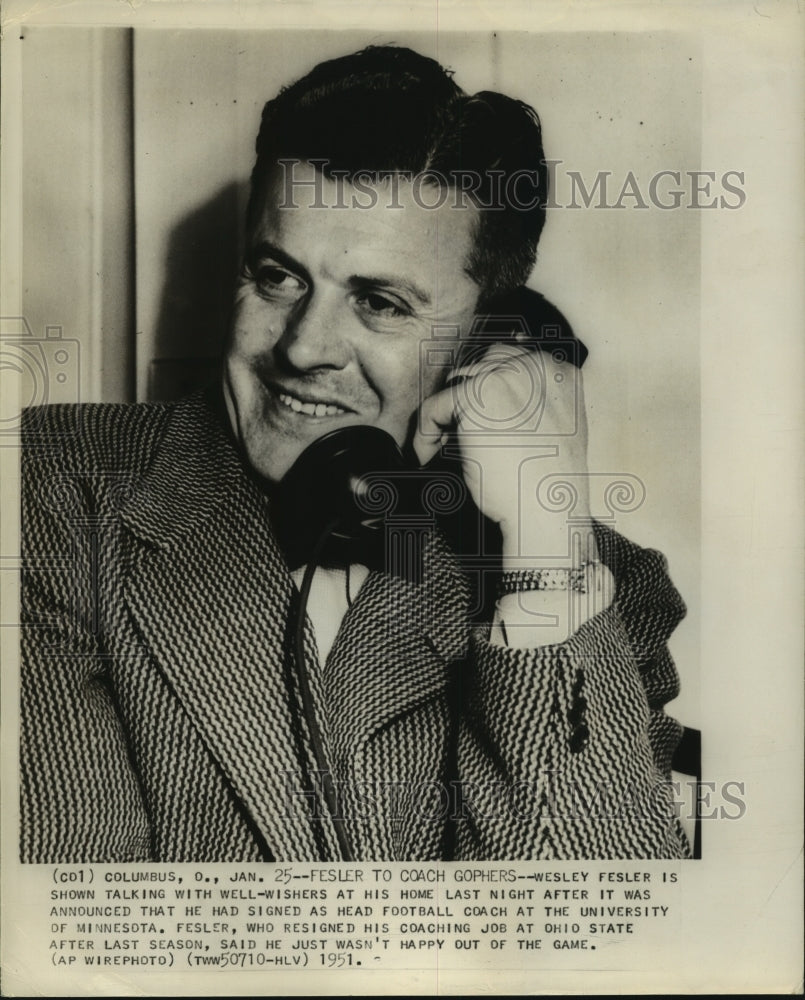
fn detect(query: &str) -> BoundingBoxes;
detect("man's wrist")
[499,511,598,567]
[492,560,616,648]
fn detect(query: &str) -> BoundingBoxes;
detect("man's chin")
[242,437,302,487]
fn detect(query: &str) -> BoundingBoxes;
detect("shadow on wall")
[148,180,246,402]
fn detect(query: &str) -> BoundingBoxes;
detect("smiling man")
[20,45,691,863]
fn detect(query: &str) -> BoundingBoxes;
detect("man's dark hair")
[247,45,548,303]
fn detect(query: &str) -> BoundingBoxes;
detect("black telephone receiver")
[270,424,412,572]
[271,287,587,573]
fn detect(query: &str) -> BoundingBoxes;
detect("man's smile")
[265,381,355,419]
[277,389,349,418]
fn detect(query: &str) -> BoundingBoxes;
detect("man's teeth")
[278,392,345,417]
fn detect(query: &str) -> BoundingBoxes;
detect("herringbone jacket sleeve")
[452,526,691,860]
[20,407,153,863]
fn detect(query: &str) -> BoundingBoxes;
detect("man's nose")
[276,291,349,371]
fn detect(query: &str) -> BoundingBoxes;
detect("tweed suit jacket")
[20,390,691,862]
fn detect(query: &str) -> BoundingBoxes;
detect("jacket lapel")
[119,391,332,859]
[323,529,472,780]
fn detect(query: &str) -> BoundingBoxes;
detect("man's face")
[224,162,481,484]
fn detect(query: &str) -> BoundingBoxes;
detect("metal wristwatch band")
[497,561,601,597]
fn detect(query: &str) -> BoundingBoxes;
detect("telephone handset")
[270,423,413,572]
[270,287,587,573]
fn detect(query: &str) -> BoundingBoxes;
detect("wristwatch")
[497,561,601,597]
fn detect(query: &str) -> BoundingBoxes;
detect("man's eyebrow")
[348,273,431,307]
[248,241,311,283]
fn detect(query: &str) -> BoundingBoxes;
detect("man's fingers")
[413,345,538,464]
[447,341,533,384]
[412,384,458,465]
[412,342,575,465]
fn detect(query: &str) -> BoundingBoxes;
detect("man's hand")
[413,342,594,560]
[414,341,612,646]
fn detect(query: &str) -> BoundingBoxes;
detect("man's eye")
[249,264,306,300]
[355,291,409,318]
